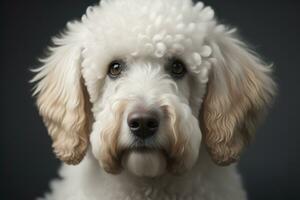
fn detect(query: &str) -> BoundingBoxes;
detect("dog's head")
[32,0,276,177]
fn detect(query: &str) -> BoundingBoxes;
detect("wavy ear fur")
[32,26,90,165]
[201,27,276,166]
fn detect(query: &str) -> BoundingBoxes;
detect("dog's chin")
[122,149,167,178]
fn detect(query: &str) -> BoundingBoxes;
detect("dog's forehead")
[81,0,215,102]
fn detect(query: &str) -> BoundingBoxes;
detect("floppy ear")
[200,27,276,166]
[32,28,90,165]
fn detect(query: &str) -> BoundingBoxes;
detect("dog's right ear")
[31,23,90,165]
[200,26,276,166]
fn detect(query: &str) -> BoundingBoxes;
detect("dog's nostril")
[129,120,140,129]
[127,110,160,139]
[147,119,159,129]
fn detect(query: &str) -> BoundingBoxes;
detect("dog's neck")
[59,147,243,200]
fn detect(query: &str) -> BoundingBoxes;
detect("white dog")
[32,0,276,199]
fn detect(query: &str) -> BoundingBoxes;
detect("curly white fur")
[32,0,276,199]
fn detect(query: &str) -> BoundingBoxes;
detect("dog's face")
[91,56,204,176]
[32,0,276,177]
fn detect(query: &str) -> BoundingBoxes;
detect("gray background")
[1,0,299,199]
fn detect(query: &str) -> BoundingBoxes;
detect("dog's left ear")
[31,25,91,165]
[200,27,276,166]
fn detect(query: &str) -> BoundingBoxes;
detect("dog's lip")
[129,137,157,148]
[129,146,156,152]
[122,138,168,156]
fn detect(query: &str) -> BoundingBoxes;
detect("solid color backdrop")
[1,0,299,199]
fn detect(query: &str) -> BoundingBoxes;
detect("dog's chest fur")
[42,150,247,200]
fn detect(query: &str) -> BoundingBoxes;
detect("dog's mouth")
[121,146,167,177]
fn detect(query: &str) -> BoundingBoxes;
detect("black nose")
[127,110,159,139]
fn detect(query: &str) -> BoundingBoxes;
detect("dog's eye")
[168,58,187,78]
[108,60,124,78]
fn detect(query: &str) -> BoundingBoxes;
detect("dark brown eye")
[168,58,186,78]
[108,60,124,78]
